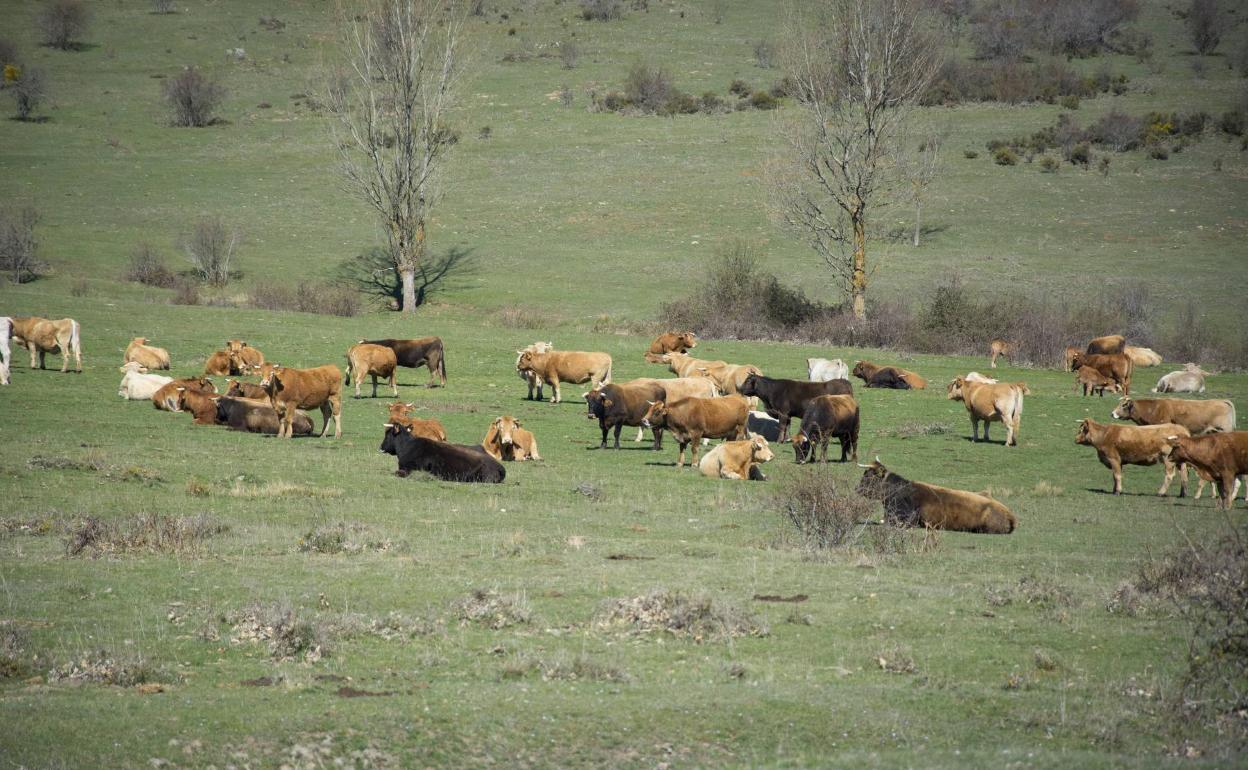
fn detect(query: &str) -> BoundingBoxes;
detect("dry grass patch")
[452,589,532,629]
[0,513,60,537]
[297,523,396,555]
[501,651,631,683]
[876,421,952,439]
[0,622,34,679]
[330,610,443,642]
[594,589,768,642]
[225,603,328,663]
[227,479,343,499]
[46,649,176,687]
[987,574,1078,610]
[874,642,917,674]
[64,513,227,557]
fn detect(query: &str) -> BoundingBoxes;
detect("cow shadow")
[961,436,1009,446]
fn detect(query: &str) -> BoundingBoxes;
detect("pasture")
[1,0,1247,767]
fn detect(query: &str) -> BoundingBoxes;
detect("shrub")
[728,78,751,97]
[152,0,175,13]
[1089,110,1142,151]
[1069,142,1091,166]
[1039,155,1059,173]
[1059,94,1079,110]
[748,90,779,110]
[180,214,239,285]
[0,204,44,284]
[1178,111,1210,137]
[559,40,579,69]
[65,513,227,557]
[992,146,1018,165]
[580,0,623,21]
[1187,0,1221,56]
[163,67,224,127]
[171,279,199,305]
[594,589,767,640]
[124,242,177,288]
[559,85,573,107]
[964,149,979,159]
[753,39,775,69]
[775,471,876,551]
[1098,156,1111,175]
[247,280,361,317]
[769,76,796,98]
[1220,110,1246,137]
[9,67,48,121]
[1149,145,1170,160]
[0,38,19,68]
[37,0,91,51]
[623,62,675,114]
[699,91,726,114]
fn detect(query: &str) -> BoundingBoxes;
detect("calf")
[1070,352,1133,395]
[483,416,541,461]
[515,349,611,403]
[10,316,82,373]
[1074,365,1120,397]
[1074,419,1190,496]
[345,342,399,398]
[225,339,265,370]
[215,396,313,436]
[851,361,910,390]
[1063,346,1081,372]
[257,363,343,438]
[807,357,849,382]
[1153,364,1210,394]
[360,337,446,387]
[584,381,666,449]
[738,373,853,443]
[380,424,505,483]
[1165,432,1248,510]
[1087,335,1127,355]
[385,402,448,441]
[1112,397,1235,435]
[225,379,268,399]
[856,459,1017,534]
[516,341,554,401]
[989,339,1015,369]
[151,376,217,412]
[1125,346,1162,367]
[0,316,9,385]
[175,388,221,426]
[641,395,750,468]
[791,395,859,464]
[118,362,172,401]
[947,377,1025,447]
[124,337,170,370]
[698,435,774,480]
[203,350,239,376]
[647,331,697,356]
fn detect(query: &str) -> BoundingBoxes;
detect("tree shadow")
[9,116,52,124]
[336,245,478,310]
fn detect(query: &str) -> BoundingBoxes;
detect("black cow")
[584,381,666,449]
[792,395,859,464]
[737,373,853,443]
[215,396,313,436]
[379,425,505,483]
[360,337,447,388]
[859,367,910,389]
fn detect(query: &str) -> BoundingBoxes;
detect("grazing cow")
[1070,352,1133,395]
[738,373,854,443]
[1164,432,1248,510]
[593,377,718,443]
[123,337,170,370]
[584,381,667,449]
[482,415,541,461]
[1074,365,1120,397]
[698,435,774,480]
[345,343,399,399]
[118,362,172,401]
[1112,397,1236,435]
[1153,364,1210,394]
[385,402,448,441]
[515,349,611,403]
[0,316,9,385]
[225,339,265,370]
[175,388,221,426]
[807,357,849,382]
[989,339,1015,369]
[947,377,1025,447]
[1087,335,1127,355]
[215,396,313,436]
[379,424,505,483]
[10,316,82,373]
[856,460,1017,534]
[359,337,446,387]
[516,341,553,401]
[151,376,217,411]
[1063,346,1081,372]
[647,331,697,356]
[225,379,268,399]
[203,350,240,376]
[641,395,750,468]
[851,361,911,390]
[965,372,998,384]
[1074,419,1190,496]
[746,411,783,442]
[791,394,859,464]
[1125,346,1162,367]
[257,363,343,438]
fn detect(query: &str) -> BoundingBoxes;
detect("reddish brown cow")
[1087,335,1127,355]
[386,402,448,441]
[175,388,221,426]
[1165,432,1248,510]
[152,376,217,412]
[203,350,239,376]
[225,340,265,370]
[640,395,750,468]
[257,363,343,439]
[1070,352,1133,395]
[1074,419,1190,496]
[225,379,268,399]
[647,331,698,356]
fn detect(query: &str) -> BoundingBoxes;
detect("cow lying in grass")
[698,435,773,480]
[225,379,268,399]
[151,376,217,411]
[856,459,1017,534]
[386,402,448,441]
[118,362,172,400]
[1152,363,1210,394]
[851,361,918,390]
[483,415,540,461]
[215,396,313,435]
[380,423,505,483]
[124,337,170,370]
[647,331,697,357]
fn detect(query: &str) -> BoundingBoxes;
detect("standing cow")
[257,363,343,438]
[947,377,1026,447]
[345,342,399,398]
[791,394,859,464]
[516,341,554,401]
[0,316,10,385]
[10,316,82,373]
[641,395,750,468]
[360,337,447,387]
[515,349,611,404]
[989,339,1015,369]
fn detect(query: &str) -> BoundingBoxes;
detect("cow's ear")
[513,419,522,427]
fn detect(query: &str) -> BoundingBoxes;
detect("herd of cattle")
[2,316,1246,530]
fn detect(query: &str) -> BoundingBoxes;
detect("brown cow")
[852,361,927,389]
[1074,419,1190,496]
[1070,352,1133,395]
[947,377,1025,447]
[659,352,725,379]
[215,396,314,436]
[1165,432,1248,510]
[856,459,1017,534]
[1063,346,1081,372]
[225,340,265,370]
[1087,335,1127,355]
[791,394,859,464]
[698,435,774,480]
[257,363,343,438]
[1125,346,1162,367]
[515,349,611,403]
[10,316,82,373]
[175,388,221,426]
[124,337,170,370]
[1074,365,1121,397]
[482,415,541,462]
[152,376,217,412]
[385,402,448,441]
[647,331,698,356]
[203,350,239,376]
[989,339,1015,369]
[591,377,718,444]
[1111,397,1236,435]
[359,337,446,387]
[640,395,750,468]
[516,341,554,401]
[225,379,268,399]
[345,343,399,399]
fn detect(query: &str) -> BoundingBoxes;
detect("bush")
[247,280,361,317]
[769,76,796,98]
[123,242,177,288]
[623,62,675,114]
[748,90,779,110]
[1060,94,1079,110]
[964,149,979,159]
[37,0,91,51]
[0,204,44,284]
[699,91,726,114]
[753,39,775,69]
[776,471,876,551]
[580,0,623,21]
[1149,145,1170,160]
[180,214,239,285]
[1220,110,1246,137]
[992,146,1018,165]
[163,67,224,127]
[152,0,175,13]
[559,40,579,69]
[1088,110,1142,151]
[1069,142,1091,166]
[1039,155,1060,172]
[9,67,48,120]
[728,78,751,97]
[1187,0,1221,56]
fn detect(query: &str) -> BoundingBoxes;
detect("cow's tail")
[438,346,447,383]
[343,353,352,385]
[70,319,81,357]
[1229,400,1238,430]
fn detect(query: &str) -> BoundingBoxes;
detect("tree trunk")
[397,222,427,314]
[913,199,921,247]
[851,211,868,321]
[400,268,417,314]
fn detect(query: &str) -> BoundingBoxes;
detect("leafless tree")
[324,0,471,314]
[765,0,940,320]
[37,0,91,51]
[0,204,45,284]
[10,67,48,121]
[898,131,942,247]
[181,215,240,285]
[1187,0,1221,56]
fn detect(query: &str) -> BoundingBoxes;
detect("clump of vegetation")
[924,58,1128,106]
[594,589,768,641]
[8,66,48,121]
[452,588,532,629]
[0,203,46,284]
[37,0,92,51]
[180,214,238,285]
[297,523,393,555]
[874,642,917,674]
[580,0,623,21]
[64,513,227,557]
[163,66,224,127]
[248,280,361,317]
[123,242,177,288]
[992,146,1018,166]
[0,623,34,679]
[46,649,174,686]
[591,65,785,117]
[987,573,1078,610]
[501,651,631,683]
[774,471,874,551]
[226,603,328,662]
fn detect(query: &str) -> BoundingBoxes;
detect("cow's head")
[584,388,606,419]
[493,416,521,446]
[226,339,246,353]
[387,402,414,420]
[1164,434,1195,465]
[1183,362,1211,376]
[946,377,967,401]
[379,423,402,455]
[851,361,867,379]
[193,377,217,394]
[738,373,762,396]
[516,351,536,372]
[679,332,697,349]
[749,434,774,464]
[1111,398,1136,421]
[855,457,891,499]
[1075,419,1094,445]
[119,361,147,375]
[1069,352,1087,372]
[791,431,810,463]
[225,380,244,397]
[131,336,148,347]
[640,400,667,429]
[257,363,283,391]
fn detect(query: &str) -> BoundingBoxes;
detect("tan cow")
[1087,335,1127,355]
[345,343,399,399]
[151,376,217,412]
[698,435,774,480]
[659,351,726,379]
[1070,352,1133,395]
[1074,365,1121,397]
[515,349,612,403]
[225,339,265,370]
[482,415,541,462]
[641,395,750,467]
[989,339,1015,369]
[647,331,698,356]
[516,341,554,401]
[1112,397,1236,435]
[947,377,1025,447]
[853,360,927,389]
[856,459,1017,534]
[1063,346,1081,372]
[123,337,170,370]
[1125,346,1162,367]
[257,363,343,438]
[203,350,238,376]
[386,402,448,441]
[10,316,82,373]
[698,362,764,397]
[1074,419,1190,496]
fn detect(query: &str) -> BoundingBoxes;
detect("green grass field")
[2,1,1247,767]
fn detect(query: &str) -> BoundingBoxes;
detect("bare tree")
[10,67,49,121]
[0,204,45,284]
[1187,0,1221,56]
[37,0,91,51]
[899,132,942,247]
[325,0,471,315]
[765,0,940,320]
[181,215,240,285]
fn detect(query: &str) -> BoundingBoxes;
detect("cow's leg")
[1218,472,1237,510]
[370,373,380,398]
[551,380,560,404]
[59,339,70,373]
[599,424,609,449]
[677,441,688,468]
[990,351,998,369]
[688,434,703,467]
[331,396,342,438]
[354,367,362,398]
[37,348,46,370]
[316,403,331,437]
[748,463,768,481]
[389,371,398,397]
[1158,458,1177,496]
[969,416,979,442]
[1111,459,1123,495]
[613,423,623,450]
[652,427,663,451]
[1177,462,1188,498]
[719,468,744,480]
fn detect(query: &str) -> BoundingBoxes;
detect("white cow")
[1153,363,1210,394]
[516,341,554,401]
[807,357,848,382]
[964,371,998,384]
[0,316,11,385]
[118,362,172,400]
[746,410,783,442]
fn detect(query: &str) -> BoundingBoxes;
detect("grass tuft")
[64,514,227,557]
[594,589,768,642]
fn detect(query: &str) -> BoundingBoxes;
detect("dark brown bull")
[584,381,667,449]
[791,395,859,464]
[360,337,447,387]
[856,459,1017,534]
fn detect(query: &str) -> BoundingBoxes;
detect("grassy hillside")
[1,1,1247,767]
